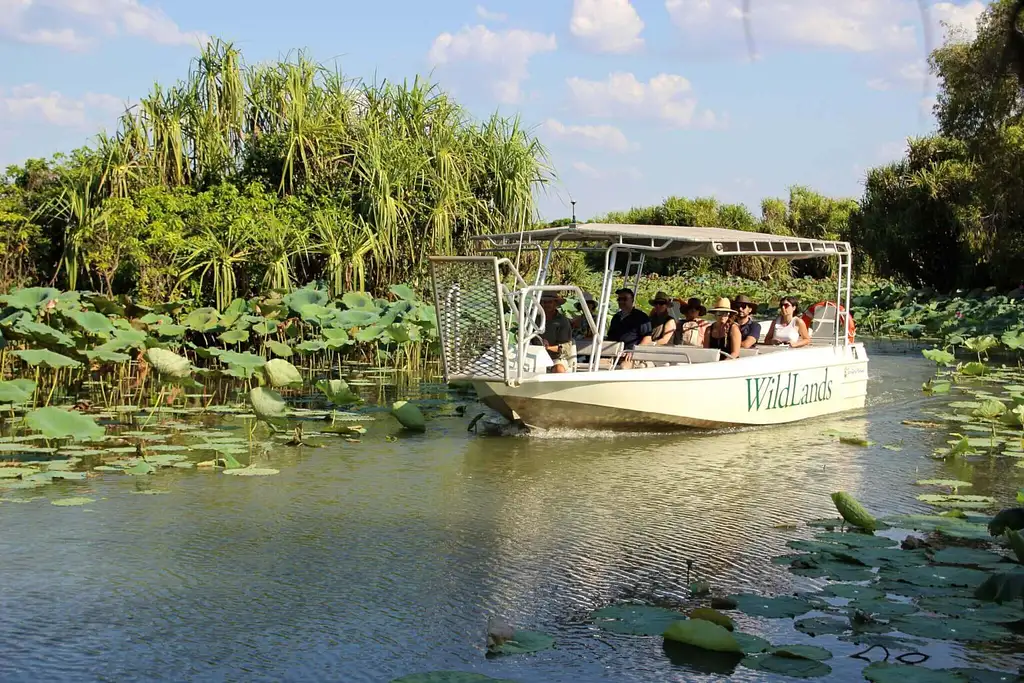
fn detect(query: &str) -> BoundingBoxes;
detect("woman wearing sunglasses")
[764,296,811,348]
[704,298,742,359]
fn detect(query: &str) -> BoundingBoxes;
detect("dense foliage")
[0,40,549,305]
[852,0,1024,291]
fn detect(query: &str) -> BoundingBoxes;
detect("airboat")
[429,223,867,431]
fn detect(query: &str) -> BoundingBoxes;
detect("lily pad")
[815,532,897,548]
[25,407,104,440]
[863,662,969,683]
[917,597,1024,622]
[930,547,1007,567]
[741,654,832,678]
[848,598,918,618]
[732,632,771,654]
[822,584,883,600]
[771,644,832,660]
[916,479,973,489]
[794,617,849,636]
[728,594,813,619]
[589,604,685,635]
[663,619,741,652]
[889,615,1010,641]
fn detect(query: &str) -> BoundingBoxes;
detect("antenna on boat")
[570,199,577,226]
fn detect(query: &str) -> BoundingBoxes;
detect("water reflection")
[1,354,1021,682]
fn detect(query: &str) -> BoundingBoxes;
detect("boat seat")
[629,347,720,365]
[737,348,759,358]
[575,340,624,358]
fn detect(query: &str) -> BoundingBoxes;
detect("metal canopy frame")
[473,222,850,261]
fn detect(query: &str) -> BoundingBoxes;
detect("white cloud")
[932,1,984,42]
[0,84,126,127]
[866,78,892,91]
[541,118,632,152]
[475,5,507,22]
[571,160,642,181]
[570,0,645,53]
[663,0,984,55]
[428,25,557,103]
[0,0,207,50]
[566,71,721,129]
[875,140,907,163]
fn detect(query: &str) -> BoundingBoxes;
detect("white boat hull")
[473,344,869,431]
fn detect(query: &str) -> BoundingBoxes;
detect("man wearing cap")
[642,290,677,346]
[733,294,761,349]
[607,288,652,351]
[532,291,576,373]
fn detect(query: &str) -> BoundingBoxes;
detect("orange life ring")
[802,301,856,343]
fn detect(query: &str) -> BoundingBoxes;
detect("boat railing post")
[844,248,853,348]
[493,257,512,386]
[632,252,646,294]
[591,245,619,373]
[835,253,843,348]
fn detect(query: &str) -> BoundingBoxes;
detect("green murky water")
[1,352,1023,682]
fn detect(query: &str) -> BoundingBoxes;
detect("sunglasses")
[653,300,668,306]
[781,302,793,309]
[616,297,630,302]
[738,304,751,310]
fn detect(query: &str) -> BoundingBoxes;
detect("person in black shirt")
[607,288,652,351]
[733,294,761,349]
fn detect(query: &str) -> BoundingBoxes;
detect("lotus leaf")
[283,287,329,316]
[863,662,969,683]
[890,615,1009,641]
[589,604,685,635]
[727,594,813,619]
[885,565,991,588]
[125,461,156,475]
[315,379,360,406]
[930,547,1007,567]
[252,320,279,336]
[341,291,377,311]
[217,350,265,369]
[222,467,280,476]
[15,349,82,369]
[923,348,956,366]
[335,309,379,328]
[0,379,35,404]
[732,632,771,654]
[917,597,1024,622]
[390,674,515,683]
[25,407,103,440]
[355,323,386,342]
[770,644,832,661]
[822,584,883,600]
[848,598,918,618]
[219,328,249,344]
[294,340,327,353]
[793,617,849,636]
[917,494,997,508]
[973,399,1007,420]
[263,340,293,357]
[815,531,897,548]
[663,619,741,653]
[86,347,131,363]
[688,608,733,631]
[946,668,1021,683]
[488,629,554,655]
[961,362,987,376]
[2,287,61,311]
[150,324,186,338]
[249,387,286,421]
[389,283,417,301]
[145,348,191,378]
[262,359,302,388]
[741,654,832,679]
[50,496,95,507]
[837,633,929,650]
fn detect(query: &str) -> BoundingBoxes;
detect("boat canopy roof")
[472,223,850,260]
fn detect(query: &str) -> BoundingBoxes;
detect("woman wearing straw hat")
[642,290,677,346]
[675,297,709,347]
[704,297,742,359]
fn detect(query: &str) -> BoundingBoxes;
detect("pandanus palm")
[311,209,377,295]
[52,178,108,292]
[177,221,252,310]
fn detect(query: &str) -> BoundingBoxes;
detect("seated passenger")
[764,296,811,348]
[642,290,677,346]
[733,294,761,349]
[704,298,742,359]
[675,297,709,347]
[571,290,598,340]
[607,288,651,350]
[532,291,576,373]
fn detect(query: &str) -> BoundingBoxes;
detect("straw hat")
[708,297,736,314]
[680,297,707,316]
[581,290,596,304]
[648,290,672,306]
[733,293,759,314]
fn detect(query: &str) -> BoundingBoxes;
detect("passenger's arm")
[740,322,760,349]
[791,318,812,348]
[764,320,777,345]
[728,324,742,358]
[703,323,712,348]
[654,319,676,346]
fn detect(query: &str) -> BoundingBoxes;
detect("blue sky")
[0,0,987,221]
